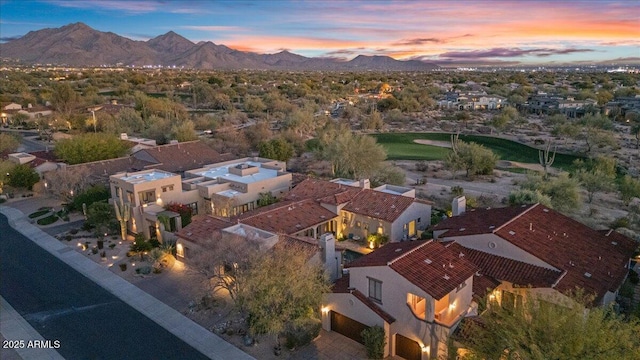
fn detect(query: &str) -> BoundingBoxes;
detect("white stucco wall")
[442,233,557,270]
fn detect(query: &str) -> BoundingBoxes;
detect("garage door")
[395,334,421,360]
[330,311,369,344]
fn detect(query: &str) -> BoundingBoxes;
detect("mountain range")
[0,22,439,71]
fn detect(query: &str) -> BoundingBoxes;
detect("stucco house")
[286,178,432,244]
[109,157,293,240]
[432,202,637,307]
[323,240,479,359]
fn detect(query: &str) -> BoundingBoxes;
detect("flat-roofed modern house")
[183,157,292,217]
[109,169,197,239]
[109,157,293,240]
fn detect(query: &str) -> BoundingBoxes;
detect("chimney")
[359,179,370,189]
[452,196,466,216]
[319,233,339,281]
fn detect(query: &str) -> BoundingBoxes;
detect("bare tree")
[187,231,262,304]
[44,166,91,201]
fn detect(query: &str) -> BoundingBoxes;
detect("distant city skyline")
[1,0,638,65]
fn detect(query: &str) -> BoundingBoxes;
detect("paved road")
[0,214,210,360]
[41,219,84,236]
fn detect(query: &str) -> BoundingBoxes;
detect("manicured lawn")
[29,208,52,219]
[372,132,582,170]
[37,214,59,225]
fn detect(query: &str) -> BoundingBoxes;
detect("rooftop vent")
[443,274,451,280]
[509,230,516,235]
[611,241,618,246]
[584,272,592,278]
[459,252,465,258]
[543,208,549,212]
[459,227,466,232]
[395,248,403,253]
[489,225,495,229]
[424,258,432,264]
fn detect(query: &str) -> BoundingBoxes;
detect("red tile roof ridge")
[387,240,433,266]
[492,203,539,233]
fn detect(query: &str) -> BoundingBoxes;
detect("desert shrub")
[361,326,386,360]
[284,318,321,349]
[69,185,109,211]
[135,266,152,275]
[451,185,464,196]
[610,217,630,230]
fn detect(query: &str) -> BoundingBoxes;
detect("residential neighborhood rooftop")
[192,161,280,184]
[115,169,176,184]
[434,203,637,303]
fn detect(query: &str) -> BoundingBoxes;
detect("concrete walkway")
[0,206,253,360]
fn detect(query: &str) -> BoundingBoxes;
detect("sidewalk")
[0,205,254,360]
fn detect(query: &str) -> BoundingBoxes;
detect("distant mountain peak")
[0,22,439,71]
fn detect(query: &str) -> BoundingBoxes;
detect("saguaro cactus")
[114,187,130,240]
[450,132,461,154]
[538,141,556,178]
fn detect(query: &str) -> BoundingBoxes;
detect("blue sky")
[1,0,638,65]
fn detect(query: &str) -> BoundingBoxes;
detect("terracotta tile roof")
[346,241,425,268]
[495,204,636,303]
[471,273,501,299]
[446,242,562,288]
[343,189,415,223]
[176,215,231,243]
[285,178,361,204]
[432,204,534,236]
[132,141,233,173]
[66,156,153,184]
[332,274,351,293]
[331,274,396,324]
[348,241,478,300]
[238,199,338,235]
[435,204,638,304]
[352,290,396,324]
[276,235,320,256]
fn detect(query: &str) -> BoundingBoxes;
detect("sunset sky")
[1,0,638,65]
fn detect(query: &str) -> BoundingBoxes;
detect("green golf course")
[371,132,582,171]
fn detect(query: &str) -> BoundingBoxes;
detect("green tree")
[521,172,581,213]
[461,292,640,360]
[0,133,20,153]
[238,241,330,345]
[619,175,640,206]
[8,164,39,190]
[86,201,116,232]
[371,166,406,187]
[55,133,129,164]
[171,120,198,142]
[572,156,617,203]
[315,124,387,179]
[446,140,498,179]
[51,82,78,118]
[258,138,295,162]
[508,189,552,207]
